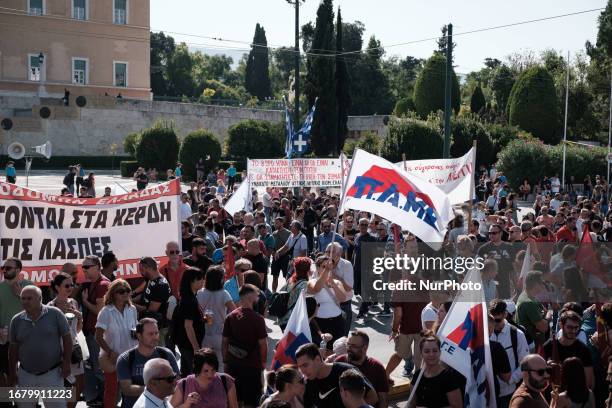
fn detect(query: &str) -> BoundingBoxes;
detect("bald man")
[509,354,550,408]
[8,286,72,407]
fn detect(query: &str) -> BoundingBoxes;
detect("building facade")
[0,0,151,100]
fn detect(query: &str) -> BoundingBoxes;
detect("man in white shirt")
[549,193,562,213]
[551,174,561,194]
[275,220,308,260]
[179,194,192,222]
[326,242,354,336]
[421,292,446,331]
[262,187,273,224]
[488,299,529,408]
[132,358,177,408]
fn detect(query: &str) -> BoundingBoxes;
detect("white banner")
[340,149,453,243]
[247,158,342,188]
[224,181,251,216]
[0,180,181,286]
[396,147,475,205]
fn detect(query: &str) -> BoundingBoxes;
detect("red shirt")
[84,275,110,332]
[222,307,267,369]
[334,354,389,393]
[555,225,577,242]
[393,301,428,335]
[160,261,188,299]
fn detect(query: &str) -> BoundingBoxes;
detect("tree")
[335,8,351,155]
[226,120,284,160]
[484,58,502,70]
[304,0,336,156]
[490,64,515,115]
[167,43,195,97]
[413,53,460,118]
[381,118,444,162]
[150,32,176,96]
[470,85,486,114]
[123,132,140,157]
[245,24,272,100]
[136,121,180,175]
[435,25,456,62]
[342,21,365,56]
[507,66,559,144]
[178,130,222,181]
[450,116,495,166]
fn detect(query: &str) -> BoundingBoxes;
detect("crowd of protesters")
[2,161,612,408]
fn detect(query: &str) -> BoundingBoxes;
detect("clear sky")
[151,0,607,73]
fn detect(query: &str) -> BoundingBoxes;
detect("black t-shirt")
[476,242,514,298]
[412,367,462,408]
[244,253,269,276]
[490,340,511,397]
[142,276,171,324]
[304,363,373,408]
[182,235,194,253]
[184,255,212,273]
[136,173,148,190]
[172,294,205,349]
[226,223,244,237]
[543,338,593,367]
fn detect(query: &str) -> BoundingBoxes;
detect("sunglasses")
[488,231,500,235]
[526,367,553,376]
[155,373,179,383]
[82,264,97,270]
[167,250,180,255]
[115,289,130,295]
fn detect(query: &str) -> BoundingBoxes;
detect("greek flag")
[284,98,295,159]
[292,98,317,158]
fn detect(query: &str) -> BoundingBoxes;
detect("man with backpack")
[116,318,178,408]
[489,299,530,408]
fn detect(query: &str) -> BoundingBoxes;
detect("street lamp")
[37,52,46,96]
[286,0,305,129]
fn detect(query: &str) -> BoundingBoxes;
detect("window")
[72,58,88,85]
[28,54,41,81]
[114,0,127,24]
[28,0,43,15]
[72,0,87,20]
[114,62,127,87]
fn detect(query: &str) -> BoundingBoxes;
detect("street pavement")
[6,170,532,407]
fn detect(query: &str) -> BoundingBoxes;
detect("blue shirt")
[6,166,15,177]
[223,276,239,303]
[212,248,224,264]
[317,231,348,253]
[227,167,237,177]
[175,167,182,177]
[79,167,85,177]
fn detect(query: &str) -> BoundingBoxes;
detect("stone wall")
[0,95,388,156]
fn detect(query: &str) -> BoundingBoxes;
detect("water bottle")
[320,339,327,350]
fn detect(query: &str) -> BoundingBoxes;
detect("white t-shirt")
[285,233,308,258]
[180,202,192,222]
[333,258,354,301]
[310,278,343,319]
[550,198,561,212]
[551,177,561,193]
[263,192,273,208]
[95,304,138,355]
[421,302,439,330]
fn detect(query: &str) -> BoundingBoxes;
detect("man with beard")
[334,330,388,408]
[244,238,269,288]
[509,354,551,407]
[0,258,33,387]
[183,238,213,273]
[477,224,514,298]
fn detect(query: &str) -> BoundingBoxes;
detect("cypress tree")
[470,85,486,114]
[305,0,336,156]
[245,24,272,100]
[335,8,351,155]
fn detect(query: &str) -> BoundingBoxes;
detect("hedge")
[120,161,139,177]
[123,132,140,158]
[450,116,495,167]
[225,120,284,161]
[178,129,222,181]
[413,53,461,119]
[497,138,607,187]
[135,122,180,175]
[0,155,130,169]
[380,118,443,162]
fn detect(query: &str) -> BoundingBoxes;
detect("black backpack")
[268,280,306,318]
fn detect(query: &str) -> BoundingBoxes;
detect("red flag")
[576,225,612,288]
[224,244,236,280]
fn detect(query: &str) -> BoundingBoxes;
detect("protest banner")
[247,158,342,188]
[0,179,181,286]
[396,147,475,204]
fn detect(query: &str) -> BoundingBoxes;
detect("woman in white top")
[95,278,138,408]
[306,255,346,352]
[197,265,236,372]
[48,272,84,408]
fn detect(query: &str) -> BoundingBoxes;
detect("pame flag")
[437,268,496,408]
[340,149,453,243]
[271,292,312,370]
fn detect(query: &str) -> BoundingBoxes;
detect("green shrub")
[381,118,443,162]
[226,120,284,161]
[470,85,486,114]
[546,144,607,183]
[507,66,559,144]
[413,53,460,119]
[178,129,222,181]
[123,132,141,158]
[0,155,130,169]
[120,161,139,177]
[487,123,520,156]
[136,122,180,176]
[393,97,415,117]
[343,132,381,156]
[450,116,495,166]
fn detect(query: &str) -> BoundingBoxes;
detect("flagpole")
[467,140,477,232]
[402,153,407,172]
[333,148,358,241]
[562,51,570,189]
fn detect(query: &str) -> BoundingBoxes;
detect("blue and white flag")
[284,97,295,159]
[291,98,317,157]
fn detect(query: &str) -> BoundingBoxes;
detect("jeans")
[83,333,103,402]
[17,367,66,408]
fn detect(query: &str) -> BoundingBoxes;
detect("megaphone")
[7,142,25,160]
[33,141,52,160]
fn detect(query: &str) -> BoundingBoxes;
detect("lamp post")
[286,0,305,128]
[38,52,46,97]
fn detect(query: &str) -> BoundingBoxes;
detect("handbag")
[71,343,83,364]
[227,342,250,359]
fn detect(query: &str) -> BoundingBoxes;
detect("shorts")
[0,343,8,375]
[225,365,263,406]
[394,333,422,365]
[270,257,289,277]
